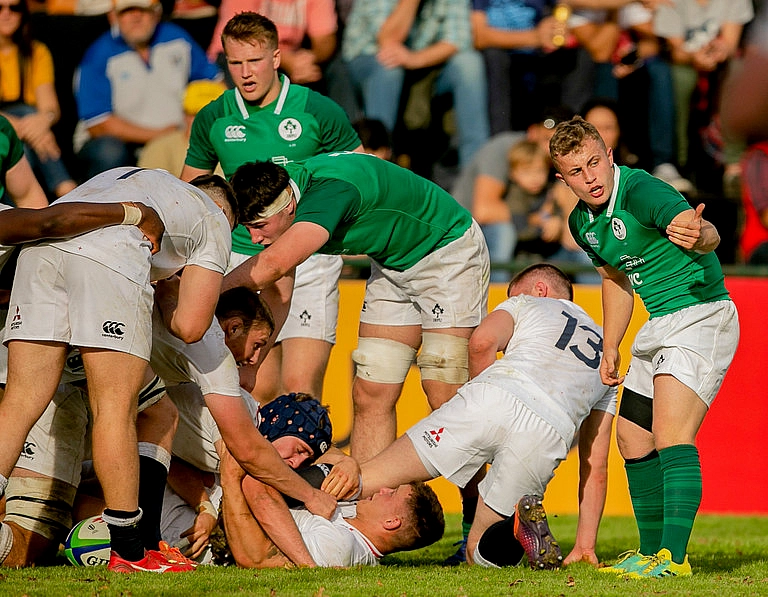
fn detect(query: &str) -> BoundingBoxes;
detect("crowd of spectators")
[4,0,763,266]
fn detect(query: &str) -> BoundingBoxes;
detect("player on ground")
[158,391,342,565]
[216,452,444,569]
[0,168,235,573]
[224,152,490,463]
[181,12,363,405]
[352,264,616,570]
[550,117,739,578]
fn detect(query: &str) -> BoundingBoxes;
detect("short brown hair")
[508,263,573,301]
[549,116,606,168]
[399,481,445,551]
[230,161,291,223]
[222,12,278,51]
[216,286,275,336]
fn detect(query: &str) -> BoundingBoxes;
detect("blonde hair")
[508,139,549,170]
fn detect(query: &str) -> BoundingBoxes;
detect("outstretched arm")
[222,222,328,292]
[0,200,164,253]
[563,407,614,566]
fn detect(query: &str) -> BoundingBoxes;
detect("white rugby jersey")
[291,503,381,567]
[166,382,259,473]
[150,309,241,399]
[48,167,231,284]
[469,295,617,441]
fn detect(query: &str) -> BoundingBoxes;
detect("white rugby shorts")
[360,220,490,329]
[405,382,568,517]
[227,252,341,344]
[624,300,739,407]
[5,245,153,360]
[13,383,90,486]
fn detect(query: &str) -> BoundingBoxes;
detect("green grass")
[2,514,768,596]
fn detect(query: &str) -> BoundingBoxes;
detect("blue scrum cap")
[258,393,332,459]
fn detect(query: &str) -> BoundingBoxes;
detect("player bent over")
[224,152,490,464]
[352,264,617,569]
[0,168,235,572]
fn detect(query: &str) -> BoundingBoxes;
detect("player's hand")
[563,546,599,567]
[303,487,337,520]
[134,203,165,254]
[666,203,704,251]
[600,348,624,386]
[321,455,361,500]
[179,512,217,559]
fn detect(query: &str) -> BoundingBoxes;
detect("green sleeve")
[293,177,360,236]
[0,116,25,174]
[627,171,692,230]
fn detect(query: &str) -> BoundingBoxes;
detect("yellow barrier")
[322,280,649,515]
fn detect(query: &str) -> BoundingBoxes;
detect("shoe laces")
[615,549,638,563]
[157,541,198,567]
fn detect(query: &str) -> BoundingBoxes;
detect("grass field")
[2,513,768,596]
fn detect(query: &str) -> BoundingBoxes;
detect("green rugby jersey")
[185,76,360,256]
[0,116,25,202]
[286,152,472,271]
[569,165,729,318]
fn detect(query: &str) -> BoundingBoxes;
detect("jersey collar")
[587,164,621,223]
[233,75,292,119]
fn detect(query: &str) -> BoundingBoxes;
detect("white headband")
[250,186,293,223]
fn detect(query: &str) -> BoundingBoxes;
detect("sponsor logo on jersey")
[611,217,627,240]
[224,125,246,142]
[422,427,444,448]
[585,232,598,246]
[9,305,22,331]
[655,353,665,370]
[619,254,646,270]
[431,303,444,323]
[299,309,311,327]
[271,155,290,166]
[102,320,126,339]
[278,118,302,141]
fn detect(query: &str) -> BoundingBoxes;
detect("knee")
[416,332,469,385]
[352,337,416,386]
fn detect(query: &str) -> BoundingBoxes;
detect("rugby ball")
[64,515,111,567]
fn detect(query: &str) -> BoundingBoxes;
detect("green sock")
[625,450,664,556]
[659,444,701,564]
[461,520,472,542]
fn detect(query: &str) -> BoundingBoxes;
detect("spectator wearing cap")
[451,107,571,282]
[137,79,227,176]
[73,0,221,179]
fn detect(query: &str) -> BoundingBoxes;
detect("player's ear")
[383,516,402,531]
[534,281,547,297]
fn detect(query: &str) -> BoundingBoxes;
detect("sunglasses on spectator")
[0,3,24,13]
